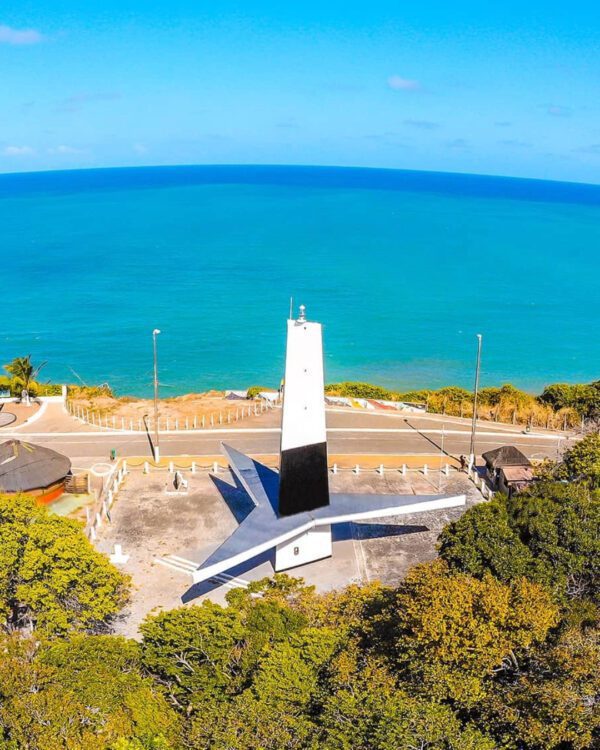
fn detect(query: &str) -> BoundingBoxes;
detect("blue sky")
[2,2,599,182]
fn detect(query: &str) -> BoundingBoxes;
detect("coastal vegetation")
[0,437,598,747]
[326,379,600,429]
[1,355,60,397]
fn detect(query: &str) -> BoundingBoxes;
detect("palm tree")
[3,355,47,396]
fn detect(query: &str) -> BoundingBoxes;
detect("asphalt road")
[4,403,570,467]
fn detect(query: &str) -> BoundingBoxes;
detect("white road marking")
[1,427,563,440]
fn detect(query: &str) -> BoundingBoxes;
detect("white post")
[123,460,128,474]
[401,464,407,476]
[107,490,114,507]
[185,417,189,430]
[332,463,338,474]
[129,419,133,431]
[210,414,214,427]
[90,526,97,541]
[219,412,222,425]
[175,418,179,431]
[121,417,125,430]
[378,464,384,475]
[354,464,360,475]
[143,461,149,474]
[96,512,102,528]
[194,415,197,429]
[202,415,206,428]
[213,461,219,474]
[444,463,450,476]
[169,461,174,473]
[191,461,196,473]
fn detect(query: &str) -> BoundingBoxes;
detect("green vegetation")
[0,494,129,636]
[0,438,599,748]
[326,379,600,428]
[2,355,47,396]
[246,385,277,399]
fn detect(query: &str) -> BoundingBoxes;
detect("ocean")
[1,165,599,397]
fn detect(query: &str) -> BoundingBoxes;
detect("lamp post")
[152,329,161,463]
[469,334,483,468]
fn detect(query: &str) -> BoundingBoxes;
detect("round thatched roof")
[0,439,71,493]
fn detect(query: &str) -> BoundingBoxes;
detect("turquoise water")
[1,165,599,397]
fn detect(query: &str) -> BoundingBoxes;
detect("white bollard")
[193,415,197,429]
[143,461,149,474]
[191,461,196,473]
[169,461,174,473]
[332,463,338,474]
[213,461,219,474]
[444,463,450,476]
[354,464,360,475]
[401,464,407,476]
[423,464,428,475]
[378,464,384,475]
[107,490,114,507]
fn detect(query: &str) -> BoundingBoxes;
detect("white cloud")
[0,24,43,45]
[387,75,420,91]
[47,145,84,155]
[132,142,148,155]
[3,145,35,156]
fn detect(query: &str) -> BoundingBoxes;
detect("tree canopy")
[0,494,129,635]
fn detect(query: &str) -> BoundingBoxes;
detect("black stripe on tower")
[278,442,330,516]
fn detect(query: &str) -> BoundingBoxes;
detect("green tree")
[0,494,129,635]
[387,560,558,705]
[3,355,46,395]
[0,632,181,750]
[439,481,600,603]
[561,432,600,487]
[480,625,600,749]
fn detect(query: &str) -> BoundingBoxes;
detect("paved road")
[2,402,573,468]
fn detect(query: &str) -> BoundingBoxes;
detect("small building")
[482,445,534,497]
[0,439,72,504]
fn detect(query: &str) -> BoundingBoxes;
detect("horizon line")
[1,161,599,189]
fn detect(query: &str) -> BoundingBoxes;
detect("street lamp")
[469,333,483,468]
[152,329,161,463]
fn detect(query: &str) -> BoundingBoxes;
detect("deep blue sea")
[1,165,599,397]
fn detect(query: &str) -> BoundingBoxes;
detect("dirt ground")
[95,467,482,638]
[69,391,273,425]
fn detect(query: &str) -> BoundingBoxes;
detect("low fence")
[67,398,276,432]
[85,453,495,541]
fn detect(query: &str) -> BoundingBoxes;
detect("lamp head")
[153,329,161,336]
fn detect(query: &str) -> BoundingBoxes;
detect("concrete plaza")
[96,465,481,638]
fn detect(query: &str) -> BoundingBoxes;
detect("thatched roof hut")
[0,439,71,503]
